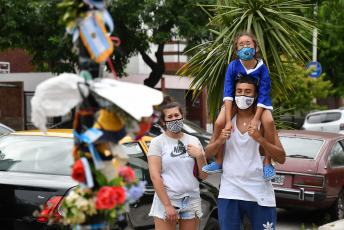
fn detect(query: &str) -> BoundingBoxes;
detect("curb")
[318,219,344,230]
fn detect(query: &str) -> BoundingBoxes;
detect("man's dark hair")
[236,76,258,94]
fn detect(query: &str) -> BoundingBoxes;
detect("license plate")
[271,174,285,185]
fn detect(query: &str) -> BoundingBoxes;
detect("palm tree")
[178,0,315,120]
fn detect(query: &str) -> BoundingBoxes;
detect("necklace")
[238,116,254,127]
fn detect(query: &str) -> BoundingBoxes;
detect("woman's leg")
[179,217,199,230]
[154,217,177,230]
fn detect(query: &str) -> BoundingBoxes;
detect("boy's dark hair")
[233,31,262,59]
[160,96,184,122]
[236,76,258,94]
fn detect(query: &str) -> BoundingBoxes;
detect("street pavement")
[319,219,344,230]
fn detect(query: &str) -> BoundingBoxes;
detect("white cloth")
[31,73,89,133]
[148,133,204,199]
[219,115,276,207]
[89,78,163,121]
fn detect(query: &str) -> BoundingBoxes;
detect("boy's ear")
[255,46,259,53]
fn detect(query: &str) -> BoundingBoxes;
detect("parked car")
[0,130,220,230]
[147,119,212,149]
[0,123,15,135]
[273,130,344,220]
[301,109,344,134]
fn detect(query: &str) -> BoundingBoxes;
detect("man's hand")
[218,128,231,145]
[248,124,263,143]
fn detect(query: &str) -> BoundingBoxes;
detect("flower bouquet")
[62,164,146,227]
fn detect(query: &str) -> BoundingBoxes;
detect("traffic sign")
[306,62,322,78]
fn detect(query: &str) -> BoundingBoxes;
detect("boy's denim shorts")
[149,194,203,220]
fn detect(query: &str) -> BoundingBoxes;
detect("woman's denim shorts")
[149,194,203,220]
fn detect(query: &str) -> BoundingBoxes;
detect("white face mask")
[235,95,255,110]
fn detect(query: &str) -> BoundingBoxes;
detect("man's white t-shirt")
[148,133,204,199]
[219,115,276,207]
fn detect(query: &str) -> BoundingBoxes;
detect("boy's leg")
[212,106,237,165]
[203,105,237,174]
[261,110,276,181]
[244,201,277,230]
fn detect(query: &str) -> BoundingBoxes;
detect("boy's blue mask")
[237,47,256,60]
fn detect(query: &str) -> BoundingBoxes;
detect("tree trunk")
[141,43,166,88]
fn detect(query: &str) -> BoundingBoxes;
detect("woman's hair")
[160,96,184,122]
[233,31,262,59]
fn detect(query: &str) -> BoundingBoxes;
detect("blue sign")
[306,62,322,78]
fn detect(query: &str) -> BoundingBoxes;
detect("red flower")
[112,186,126,204]
[119,166,135,182]
[71,159,85,182]
[95,186,126,210]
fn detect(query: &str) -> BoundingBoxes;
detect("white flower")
[263,221,274,230]
[75,197,89,211]
[65,190,79,203]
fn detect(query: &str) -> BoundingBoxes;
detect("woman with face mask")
[202,31,276,183]
[147,96,208,230]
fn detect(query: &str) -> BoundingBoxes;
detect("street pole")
[312,1,318,63]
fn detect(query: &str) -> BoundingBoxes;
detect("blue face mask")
[237,47,256,60]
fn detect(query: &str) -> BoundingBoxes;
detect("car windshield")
[279,136,324,159]
[183,120,206,134]
[0,135,74,175]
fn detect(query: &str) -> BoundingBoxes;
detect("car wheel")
[203,217,220,230]
[330,189,344,220]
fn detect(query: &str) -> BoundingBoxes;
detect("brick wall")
[0,49,35,73]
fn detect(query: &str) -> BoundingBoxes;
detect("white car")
[301,109,344,134]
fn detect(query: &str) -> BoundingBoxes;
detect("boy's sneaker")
[202,162,223,174]
[263,165,276,181]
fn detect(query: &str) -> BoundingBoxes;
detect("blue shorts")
[149,194,203,220]
[218,198,276,230]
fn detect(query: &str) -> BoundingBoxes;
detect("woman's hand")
[187,144,202,158]
[165,204,179,222]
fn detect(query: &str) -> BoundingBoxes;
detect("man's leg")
[217,198,243,230]
[244,201,277,230]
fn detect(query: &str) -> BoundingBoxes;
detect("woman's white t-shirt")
[148,133,203,199]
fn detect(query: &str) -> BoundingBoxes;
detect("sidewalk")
[319,219,344,230]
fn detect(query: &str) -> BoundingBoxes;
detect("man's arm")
[204,128,229,159]
[248,124,286,164]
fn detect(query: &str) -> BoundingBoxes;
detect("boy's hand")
[225,120,235,132]
[248,118,259,128]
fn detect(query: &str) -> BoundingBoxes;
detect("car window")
[328,141,344,168]
[0,135,74,175]
[307,114,322,124]
[279,137,324,159]
[322,112,341,123]
[183,120,205,134]
[121,142,152,186]
[307,112,341,124]
[0,126,11,135]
